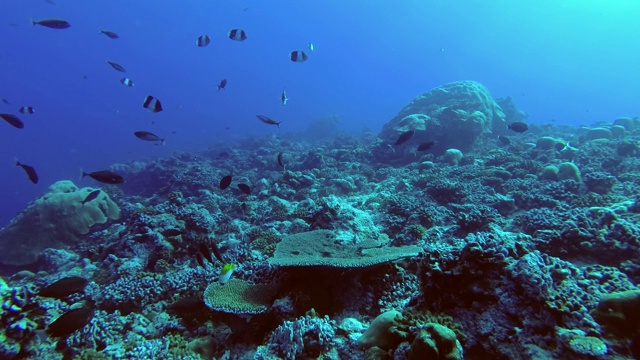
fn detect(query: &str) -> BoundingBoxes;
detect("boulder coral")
[0,180,120,265]
[379,81,507,156]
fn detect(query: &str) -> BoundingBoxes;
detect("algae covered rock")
[0,180,120,265]
[379,81,507,157]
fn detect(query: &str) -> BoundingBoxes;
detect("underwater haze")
[1,0,639,224]
[3,1,640,359]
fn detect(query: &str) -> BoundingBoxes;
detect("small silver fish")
[281,90,288,106]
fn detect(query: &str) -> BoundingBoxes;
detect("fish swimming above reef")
[277,152,285,168]
[394,130,415,146]
[417,141,435,152]
[15,160,38,184]
[497,136,511,146]
[228,29,247,41]
[120,77,134,87]
[18,106,35,114]
[219,263,235,284]
[197,34,210,47]
[39,276,88,298]
[80,189,100,205]
[0,113,24,128]
[46,307,93,338]
[106,60,126,72]
[257,115,282,128]
[161,228,184,237]
[143,95,163,113]
[167,297,205,314]
[290,50,308,63]
[31,18,70,29]
[508,122,528,133]
[199,243,215,265]
[195,252,206,268]
[134,130,165,144]
[237,183,251,195]
[218,79,227,90]
[219,175,232,190]
[81,169,124,184]
[99,29,119,39]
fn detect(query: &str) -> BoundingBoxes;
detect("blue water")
[1,0,639,225]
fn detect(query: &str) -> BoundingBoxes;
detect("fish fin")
[211,242,224,263]
[14,157,20,167]
[30,18,35,27]
[161,138,166,145]
[79,167,86,181]
[277,121,283,128]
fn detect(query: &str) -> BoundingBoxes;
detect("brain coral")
[0,181,120,265]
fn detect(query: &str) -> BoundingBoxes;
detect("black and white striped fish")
[143,96,163,113]
[290,51,308,63]
[228,29,247,42]
[196,34,210,47]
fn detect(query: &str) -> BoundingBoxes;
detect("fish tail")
[99,29,104,35]
[14,157,20,167]
[30,18,35,27]
[277,121,282,128]
[217,85,222,90]
[160,138,166,145]
[79,167,86,181]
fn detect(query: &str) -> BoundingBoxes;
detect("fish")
[219,175,232,190]
[228,29,247,41]
[167,297,205,314]
[195,252,205,268]
[237,183,251,195]
[257,115,282,128]
[15,161,38,184]
[1,98,9,104]
[497,136,511,146]
[197,34,210,47]
[417,141,435,152]
[99,29,119,39]
[508,122,528,133]
[143,96,163,113]
[0,113,24,128]
[106,60,126,72]
[555,141,569,151]
[211,242,224,263]
[134,130,165,144]
[281,90,288,106]
[81,189,100,205]
[277,152,284,168]
[219,264,235,284]
[120,78,134,87]
[81,169,124,184]
[39,277,88,298]
[308,42,314,52]
[394,130,415,146]
[198,243,214,265]
[31,18,70,29]
[218,79,227,90]
[46,308,93,338]
[18,106,35,114]
[290,51,308,63]
[161,228,183,237]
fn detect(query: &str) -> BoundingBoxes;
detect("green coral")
[203,278,278,314]
[406,224,427,241]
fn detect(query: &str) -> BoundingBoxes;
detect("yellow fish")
[219,263,235,284]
